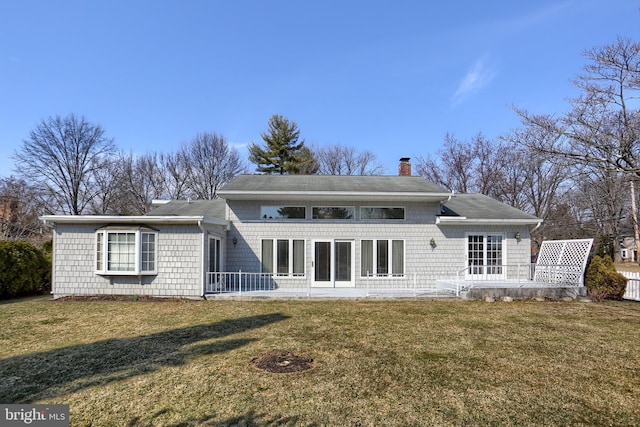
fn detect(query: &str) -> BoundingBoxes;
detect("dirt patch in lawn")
[251,352,314,373]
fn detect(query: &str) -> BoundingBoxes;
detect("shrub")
[584,255,627,301]
[0,241,51,299]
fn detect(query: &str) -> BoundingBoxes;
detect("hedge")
[584,255,627,301]
[0,241,51,299]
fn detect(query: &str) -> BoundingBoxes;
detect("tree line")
[1,37,638,258]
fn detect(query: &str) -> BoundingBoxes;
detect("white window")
[95,228,157,275]
[261,239,305,276]
[361,239,404,277]
[621,248,629,259]
[467,234,504,277]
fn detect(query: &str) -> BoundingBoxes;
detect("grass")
[1,297,640,426]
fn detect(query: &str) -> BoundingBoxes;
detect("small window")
[261,206,306,219]
[312,207,354,220]
[261,239,305,276]
[361,207,405,220]
[96,228,157,275]
[361,239,405,277]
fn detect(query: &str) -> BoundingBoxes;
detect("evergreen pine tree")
[248,114,316,174]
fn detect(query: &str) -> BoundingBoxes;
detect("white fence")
[619,271,640,301]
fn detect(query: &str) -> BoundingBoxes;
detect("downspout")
[48,222,56,297]
[198,220,206,298]
[530,221,543,259]
[440,190,455,205]
[530,221,542,234]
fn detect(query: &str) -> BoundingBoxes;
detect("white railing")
[206,264,585,297]
[619,271,640,301]
[206,271,309,295]
[360,272,442,295]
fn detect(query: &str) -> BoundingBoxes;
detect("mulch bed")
[251,352,314,373]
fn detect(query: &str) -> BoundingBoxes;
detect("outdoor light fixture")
[515,232,521,241]
[430,238,436,248]
[232,236,238,246]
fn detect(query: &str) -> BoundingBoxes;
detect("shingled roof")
[147,199,226,218]
[218,174,451,202]
[438,193,540,224]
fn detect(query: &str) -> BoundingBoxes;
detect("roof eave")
[436,217,542,226]
[40,215,228,227]
[218,191,451,202]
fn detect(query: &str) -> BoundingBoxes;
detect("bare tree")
[88,156,126,215]
[514,37,640,178]
[501,125,568,219]
[0,177,46,242]
[159,151,191,200]
[416,133,475,192]
[416,133,505,196]
[181,132,246,199]
[119,152,167,214]
[315,144,385,175]
[13,114,117,214]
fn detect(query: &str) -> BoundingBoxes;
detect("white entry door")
[312,240,354,287]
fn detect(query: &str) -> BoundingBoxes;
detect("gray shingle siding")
[52,223,205,297]
[225,199,534,283]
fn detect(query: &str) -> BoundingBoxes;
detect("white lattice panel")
[534,239,593,286]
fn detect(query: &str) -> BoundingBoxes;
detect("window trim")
[360,239,405,278]
[95,227,158,276]
[261,238,306,277]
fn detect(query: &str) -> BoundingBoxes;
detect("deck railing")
[207,271,316,295]
[206,263,585,295]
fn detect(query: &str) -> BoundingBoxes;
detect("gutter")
[40,215,229,227]
[435,217,540,225]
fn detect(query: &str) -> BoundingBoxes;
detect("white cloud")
[451,58,496,107]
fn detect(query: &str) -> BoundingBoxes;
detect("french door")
[312,240,354,287]
[466,234,504,279]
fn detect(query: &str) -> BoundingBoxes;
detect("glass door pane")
[335,241,352,282]
[314,241,331,282]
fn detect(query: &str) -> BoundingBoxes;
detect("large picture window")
[361,239,404,277]
[95,228,157,275]
[261,239,305,276]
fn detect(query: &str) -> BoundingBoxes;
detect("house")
[618,235,638,263]
[41,160,543,298]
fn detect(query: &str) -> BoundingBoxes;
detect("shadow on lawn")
[129,409,319,427]
[0,313,289,403]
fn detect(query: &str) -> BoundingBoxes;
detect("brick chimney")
[399,157,411,176]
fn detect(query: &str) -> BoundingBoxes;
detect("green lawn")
[1,297,639,426]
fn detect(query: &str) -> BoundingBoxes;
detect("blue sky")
[1,1,639,176]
